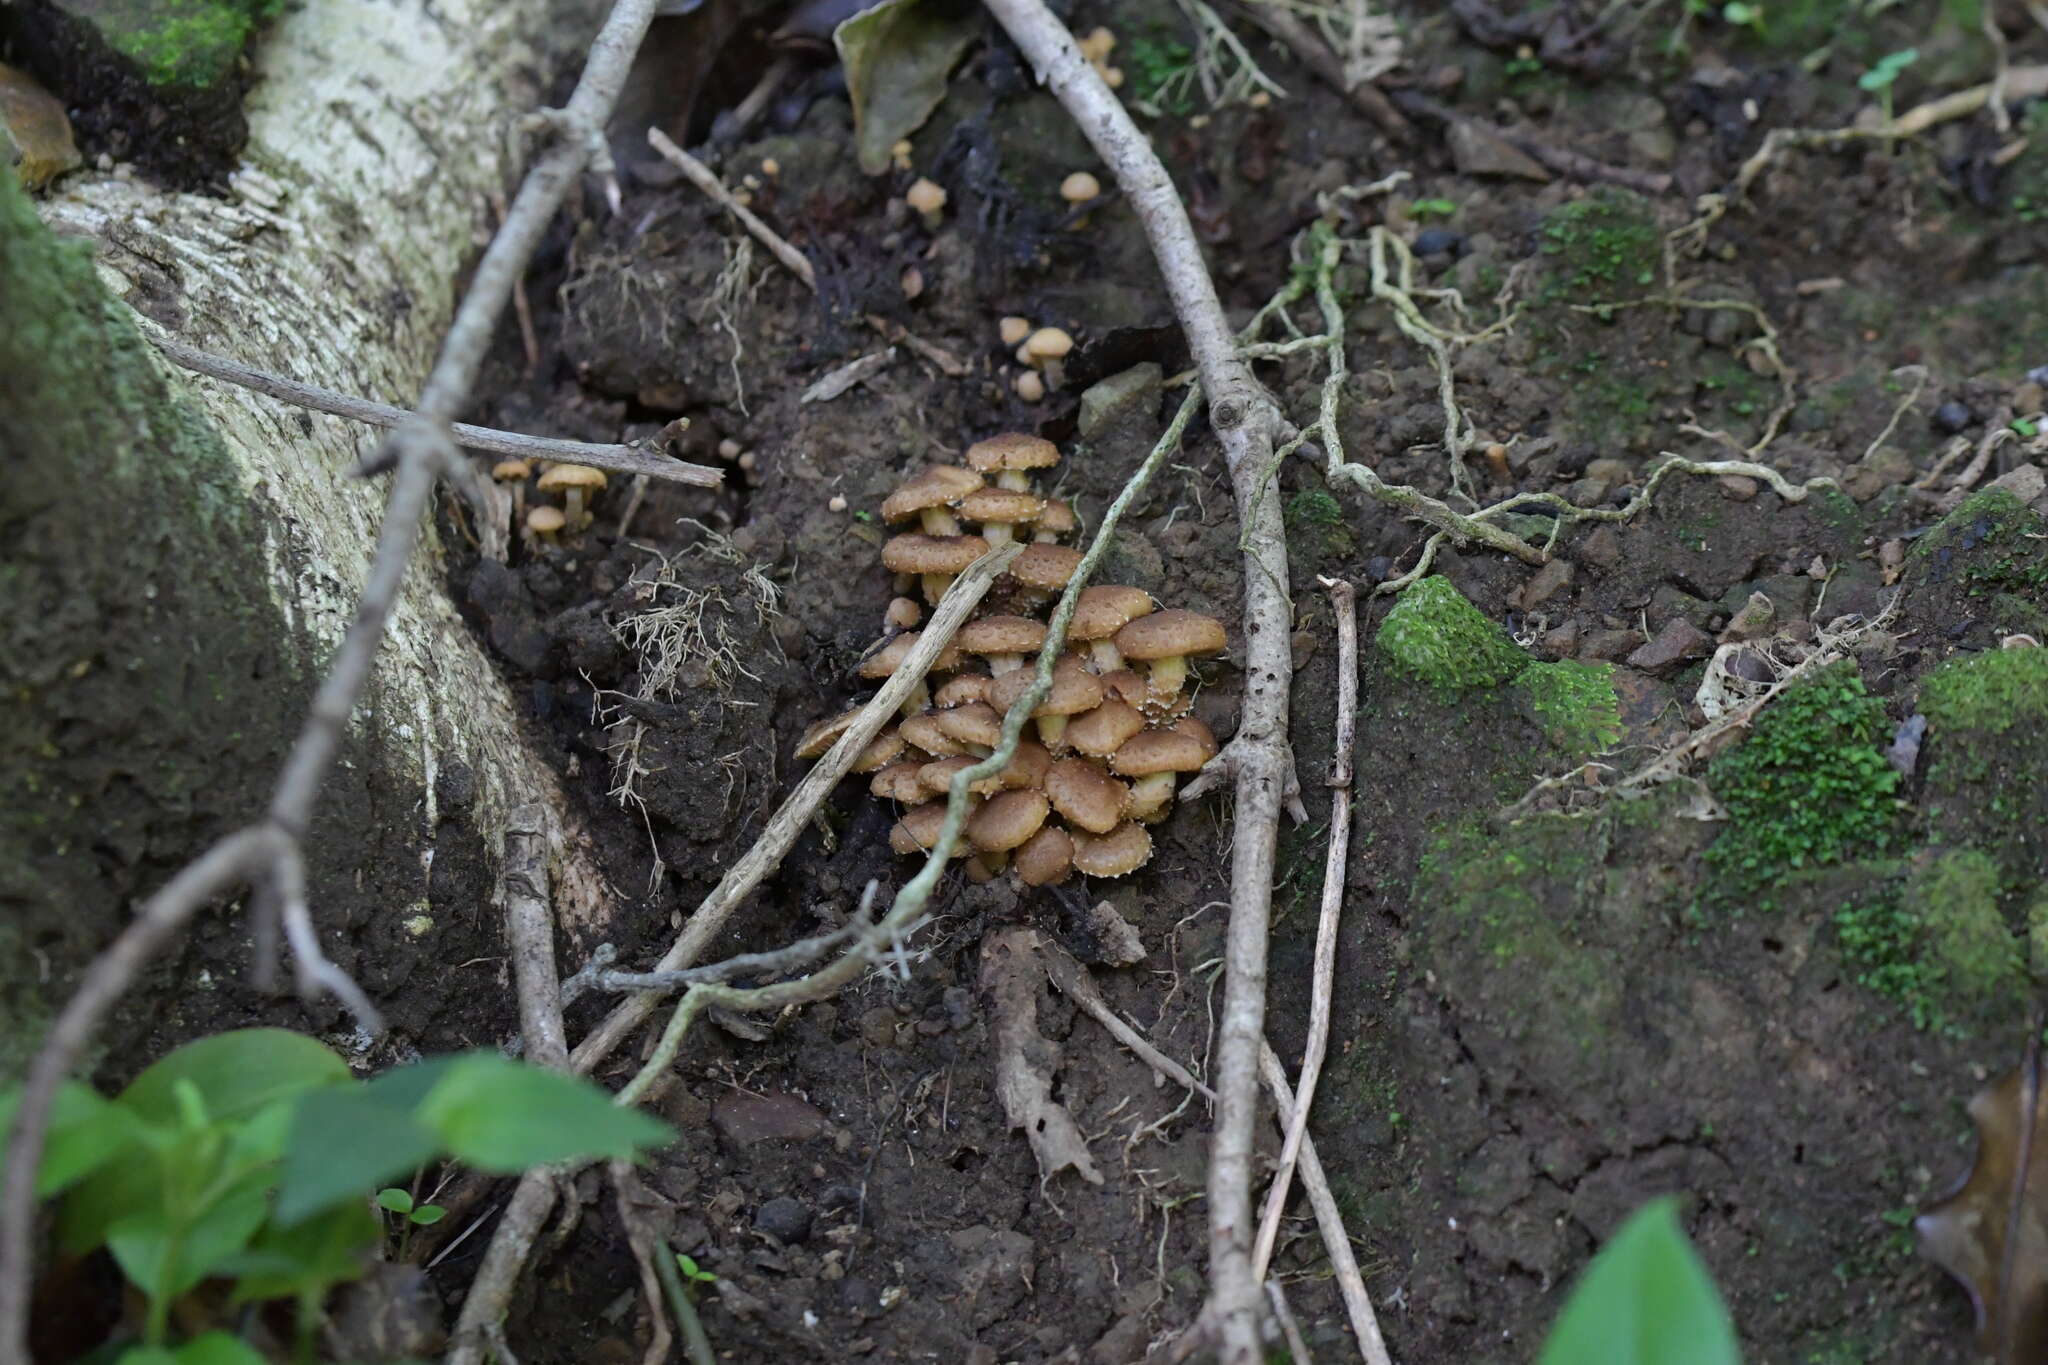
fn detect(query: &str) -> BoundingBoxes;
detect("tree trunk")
[3,0,612,1077]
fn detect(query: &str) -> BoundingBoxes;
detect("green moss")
[1284,486,1353,559]
[1909,488,2048,594]
[1837,850,2025,1031]
[1515,660,1623,761]
[1537,190,1660,304]
[1375,576,1528,697]
[97,0,285,87]
[1921,645,2048,732]
[1915,646,2048,883]
[1704,662,1900,908]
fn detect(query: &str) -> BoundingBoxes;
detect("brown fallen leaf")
[0,62,81,191]
[980,927,1104,1186]
[1918,1036,2048,1361]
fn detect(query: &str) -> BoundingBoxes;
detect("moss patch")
[1835,851,2026,1032]
[1917,646,2048,886]
[1907,488,2048,612]
[1536,189,1660,305]
[1515,660,1623,761]
[88,0,283,87]
[1703,661,1900,908]
[1375,576,1528,697]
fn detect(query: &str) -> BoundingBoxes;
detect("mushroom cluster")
[796,434,1228,888]
[495,458,608,543]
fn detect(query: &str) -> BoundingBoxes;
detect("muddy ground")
[38,0,2048,1358]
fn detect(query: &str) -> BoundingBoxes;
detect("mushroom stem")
[901,679,930,719]
[997,470,1031,492]
[1089,641,1124,673]
[1127,773,1177,822]
[564,488,589,529]
[988,653,1024,676]
[982,521,1016,547]
[1037,714,1071,753]
[1032,526,1061,543]
[918,507,962,535]
[1148,655,1190,700]
[920,572,957,602]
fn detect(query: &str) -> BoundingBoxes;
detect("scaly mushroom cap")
[870,761,931,803]
[859,631,963,679]
[1069,585,1155,641]
[1098,670,1149,709]
[967,789,1050,853]
[851,729,906,773]
[1013,824,1075,887]
[882,533,991,575]
[885,596,923,630]
[999,739,1054,789]
[958,488,1046,525]
[1112,609,1228,662]
[965,432,1060,475]
[990,660,1104,718]
[1171,714,1219,759]
[536,464,607,494]
[1066,696,1147,757]
[890,801,966,856]
[919,755,1003,798]
[1111,729,1212,777]
[795,705,864,759]
[1072,821,1153,878]
[881,465,983,522]
[934,673,992,708]
[899,711,970,757]
[934,701,1004,750]
[1035,499,1078,538]
[1045,758,1129,834]
[957,615,1048,659]
[1009,543,1084,592]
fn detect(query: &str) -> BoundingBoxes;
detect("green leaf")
[836,0,982,175]
[107,1166,272,1305]
[410,1204,447,1226]
[227,1198,378,1305]
[1539,1198,1741,1365]
[414,1054,672,1171]
[157,1331,272,1365]
[0,1081,145,1198]
[376,1188,415,1215]
[273,1084,440,1226]
[118,1030,351,1126]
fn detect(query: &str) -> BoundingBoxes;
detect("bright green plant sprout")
[1411,198,1458,219]
[1720,1,1767,35]
[2014,417,2039,437]
[1540,1197,1742,1364]
[376,1185,448,1262]
[1858,49,1919,128]
[676,1251,718,1284]
[1126,34,1196,115]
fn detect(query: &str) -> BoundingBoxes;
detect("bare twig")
[1265,1278,1313,1365]
[1227,0,1410,139]
[647,129,817,289]
[146,332,720,486]
[558,915,873,1005]
[979,2,1303,1354]
[1251,578,1356,1281]
[504,806,569,1070]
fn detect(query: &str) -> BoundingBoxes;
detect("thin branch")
[147,332,721,486]
[1251,577,1356,1281]
[504,805,570,1069]
[1228,0,1410,140]
[647,129,818,290]
[978,3,1301,1356]
[558,914,874,1005]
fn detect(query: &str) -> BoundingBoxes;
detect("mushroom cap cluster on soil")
[805,434,1229,887]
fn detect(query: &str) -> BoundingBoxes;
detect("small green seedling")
[1719,1,1766,36]
[675,1252,717,1285]
[2013,417,2039,437]
[1858,49,1919,128]
[1410,198,1458,219]
[377,1186,447,1261]
[1539,1198,1742,1364]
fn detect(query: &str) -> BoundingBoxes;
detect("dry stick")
[980,4,1302,1357]
[503,806,570,1069]
[148,333,721,486]
[1266,1279,1313,1365]
[1390,91,1671,195]
[0,0,672,1348]
[1251,578,1357,1283]
[1226,0,1410,140]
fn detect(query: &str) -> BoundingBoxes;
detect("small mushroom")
[933,700,1003,753]
[1014,371,1046,403]
[990,657,1104,753]
[1045,757,1129,835]
[934,672,992,708]
[795,705,865,760]
[1008,543,1083,605]
[859,631,964,715]
[881,465,984,535]
[536,463,606,528]
[919,754,1003,798]
[492,458,532,522]
[1013,823,1075,887]
[890,801,971,857]
[1072,821,1153,878]
[1066,695,1146,758]
[967,789,1051,861]
[870,761,930,804]
[524,503,566,546]
[1112,608,1228,708]
[1034,499,1077,543]
[906,176,948,228]
[1098,668,1150,711]
[899,710,972,758]
[1069,585,1155,671]
[1060,171,1102,205]
[999,315,1033,347]
[1023,327,1074,365]
[881,532,992,602]
[885,596,922,630]
[956,614,1048,676]
[1111,726,1214,822]
[965,432,1061,492]
[957,487,1046,547]
[850,728,907,774]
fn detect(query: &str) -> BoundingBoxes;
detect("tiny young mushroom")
[990,656,1104,753]
[870,761,931,804]
[905,176,947,228]
[965,432,1061,492]
[1014,371,1045,403]
[1112,608,1228,709]
[859,631,964,715]
[999,315,1033,347]
[1060,170,1102,206]
[1020,327,1075,389]
[1071,820,1153,879]
[1111,721,1216,822]
[1012,823,1074,887]
[1045,757,1129,835]
[524,504,566,545]
[1007,542,1082,607]
[956,614,1048,676]
[1068,584,1155,672]
[1065,694,1146,759]
[536,463,606,528]
[885,596,922,630]
[933,672,991,707]
[957,487,1046,547]
[1034,498,1077,543]
[881,464,984,536]
[881,532,991,602]
[492,457,532,522]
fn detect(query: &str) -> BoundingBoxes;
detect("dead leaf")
[1917,1045,2048,1361]
[0,63,82,192]
[835,0,981,176]
[980,927,1104,1186]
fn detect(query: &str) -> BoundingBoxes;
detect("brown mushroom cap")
[999,739,1054,789]
[919,754,1001,798]
[890,801,965,856]
[965,432,1060,475]
[492,458,533,481]
[882,533,992,575]
[1035,499,1078,538]
[536,464,607,493]
[1023,327,1075,363]
[881,465,983,522]
[1111,729,1212,777]
[934,701,1003,750]
[990,660,1104,718]
[1066,696,1147,756]
[1112,609,1228,661]
[1171,714,1219,759]
[934,673,992,708]
[1013,824,1075,887]
[525,505,567,536]
[899,711,970,757]
[885,596,923,629]
[958,488,1046,525]
[859,631,963,679]
[1009,543,1084,592]
[870,761,931,803]
[1045,758,1129,834]
[957,615,1048,658]
[967,789,1050,853]
[1072,821,1153,878]
[1098,669,1149,709]
[851,728,906,773]
[795,705,864,759]
[1069,585,1155,641]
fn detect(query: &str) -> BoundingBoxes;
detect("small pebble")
[1413,227,1465,258]
[755,1196,814,1244]
[1886,714,1927,778]
[1931,400,1975,434]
